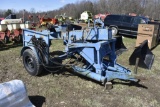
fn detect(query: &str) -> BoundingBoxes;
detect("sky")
[0,0,83,12]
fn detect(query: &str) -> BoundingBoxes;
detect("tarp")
[0,80,35,107]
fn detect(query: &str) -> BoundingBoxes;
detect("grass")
[0,37,160,107]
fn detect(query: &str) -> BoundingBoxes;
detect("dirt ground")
[0,38,160,107]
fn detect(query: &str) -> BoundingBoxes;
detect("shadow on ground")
[0,43,23,51]
[29,95,46,107]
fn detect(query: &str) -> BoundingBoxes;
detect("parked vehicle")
[104,14,150,36]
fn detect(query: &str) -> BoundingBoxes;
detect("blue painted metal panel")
[69,30,83,41]
[86,28,112,40]
[23,29,50,47]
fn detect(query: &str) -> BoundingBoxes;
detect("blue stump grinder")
[21,19,138,89]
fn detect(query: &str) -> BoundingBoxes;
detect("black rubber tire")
[23,49,43,76]
[4,36,9,44]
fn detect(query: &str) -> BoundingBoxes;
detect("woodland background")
[0,0,159,21]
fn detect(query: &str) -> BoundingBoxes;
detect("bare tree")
[1,0,160,21]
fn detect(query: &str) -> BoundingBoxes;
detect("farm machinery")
[28,15,37,27]
[55,14,74,24]
[0,23,33,44]
[0,24,23,44]
[1,14,22,24]
[37,14,58,27]
[21,19,138,89]
[0,14,34,44]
